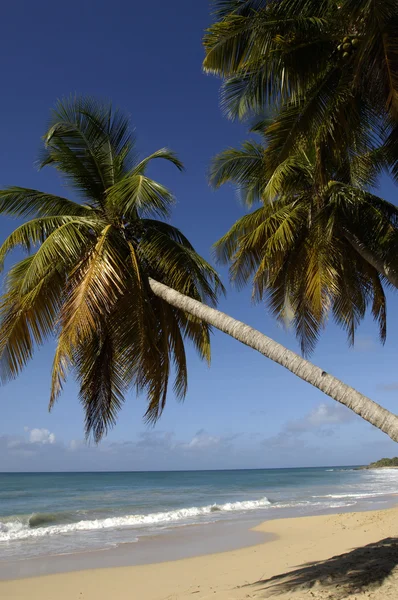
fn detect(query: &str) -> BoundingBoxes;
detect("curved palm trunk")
[344,231,398,288]
[149,278,398,443]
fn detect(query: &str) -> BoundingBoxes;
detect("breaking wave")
[0,497,272,542]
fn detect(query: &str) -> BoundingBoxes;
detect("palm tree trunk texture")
[344,231,398,289]
[149,278,398,443]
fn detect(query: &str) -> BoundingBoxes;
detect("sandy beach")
[2,506,398,600]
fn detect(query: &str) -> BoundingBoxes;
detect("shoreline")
[1,496,396,581]
[3,465,397,575]
[359,466,398,470]
[0,516,270,580]
[1,506,398,599]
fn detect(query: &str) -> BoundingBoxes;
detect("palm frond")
[141,220,196,248]
[264,65,345,167]
[0,216,97,272]
[75,326,127,442]
[49,225,128,407]
[0,188,91,218]
[349,146,389,189]
[261,153,313,203]
[106,174,176,220]
[210,0,262,19]
[17,219,100,294]
[58,225,126,345]
[0,257,64,382]
[130,149,184,176]
[204,0,332,119]
[384,122,398,182]
[40,97,135,202]
[139,229,224,306]
[210,141,266,206]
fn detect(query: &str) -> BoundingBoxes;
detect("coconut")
[343,36,350,43]
[351,38,360,47]
[342,52,350,59]
[343,43,352,51]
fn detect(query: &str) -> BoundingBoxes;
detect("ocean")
[1,467,397,565]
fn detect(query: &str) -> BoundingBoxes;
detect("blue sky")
[1,0,397,471]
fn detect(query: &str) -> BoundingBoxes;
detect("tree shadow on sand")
[246,537,398,598]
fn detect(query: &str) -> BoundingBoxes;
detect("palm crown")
[205,0,398,355]
[204,0,398,177]
[0,97,223,441]
[211,129,398,355]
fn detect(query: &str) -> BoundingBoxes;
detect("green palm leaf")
[204,0,398,172]
[212,136,396,355]
[0,96,223,440]
[0,188,91,218]
[0,257,64,382]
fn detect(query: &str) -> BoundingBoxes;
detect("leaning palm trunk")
[149,278,398,443]
[344,232,398,289]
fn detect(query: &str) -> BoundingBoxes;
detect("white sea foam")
[0,497,271,543]
[312,492,393,499]
[271,500,355,509]
[371,468,398,473]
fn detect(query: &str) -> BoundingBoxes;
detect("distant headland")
[359,457,398,469]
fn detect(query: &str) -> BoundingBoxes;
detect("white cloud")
[307,403,354,427]
[262,403,363,466]
[28,428,56,445]
[187,429,222,449]
[0,424,243,471]
[1,418,395,471]
[286,402,354,434]
[6,438,24,449]
[264,403,355,449]
[136,431,176,450]
[69,439,82,451]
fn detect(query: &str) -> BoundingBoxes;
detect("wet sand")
[2,506,398,600]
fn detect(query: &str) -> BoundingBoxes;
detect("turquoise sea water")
[1,467,397,561]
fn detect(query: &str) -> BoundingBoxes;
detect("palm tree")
[0,97,223,442]
[203,0,398,176]
[1,97,398,442]
[211,133,398,356]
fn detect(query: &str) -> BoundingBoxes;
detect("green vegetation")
[362,457,398,469]
[0,97,223,441]
[211,134,395,356]
[203,0,398,178]
[205,0,398,355]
